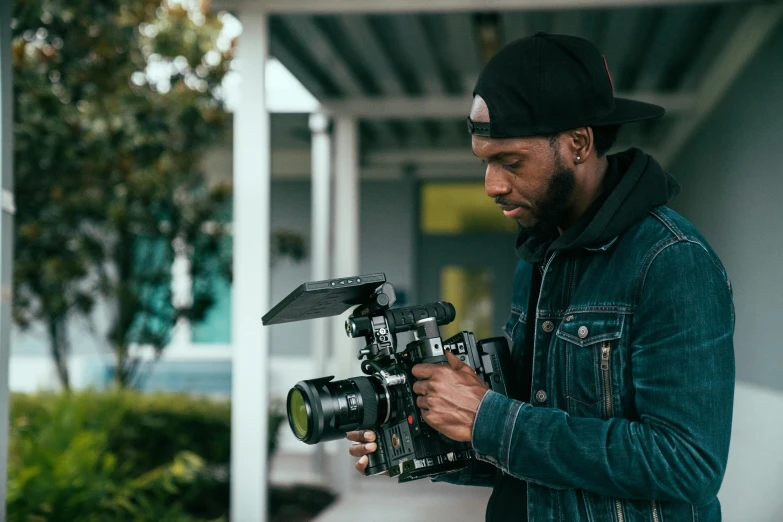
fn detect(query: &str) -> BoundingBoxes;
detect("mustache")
[495,196,527,208]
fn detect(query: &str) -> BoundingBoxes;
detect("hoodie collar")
[515,148,680,263]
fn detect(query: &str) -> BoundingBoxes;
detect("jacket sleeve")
[470,240,736,504]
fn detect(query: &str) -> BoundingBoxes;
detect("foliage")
[7,391,286,522]
[12,0,236,388]
[271,229,307,265]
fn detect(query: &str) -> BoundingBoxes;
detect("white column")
[309,112,332,376]
[309,113,332,478]
[329,116,360,493]
[331,116,360,379]
[231,8,270,522]
[0,0,13,517]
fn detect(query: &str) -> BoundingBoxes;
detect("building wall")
[266,178,417,357]
[668,23,783,521]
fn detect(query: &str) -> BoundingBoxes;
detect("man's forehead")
[470,95,490,122]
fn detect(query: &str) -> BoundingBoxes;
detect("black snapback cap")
[468,32,665,139]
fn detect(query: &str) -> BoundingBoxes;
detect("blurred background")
[1,0,782,521]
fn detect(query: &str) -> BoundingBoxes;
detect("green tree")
[12,0,236,388]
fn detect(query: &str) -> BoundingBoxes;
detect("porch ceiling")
[224,2,783,171]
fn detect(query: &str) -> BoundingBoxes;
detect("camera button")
[535,390,548,403]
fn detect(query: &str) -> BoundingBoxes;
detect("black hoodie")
[514,147,681,264]
[486,148,681,522]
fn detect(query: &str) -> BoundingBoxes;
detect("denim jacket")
[438,206,735,522]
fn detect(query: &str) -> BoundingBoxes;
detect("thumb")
[446,350,476,374]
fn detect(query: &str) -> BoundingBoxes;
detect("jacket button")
[535,390,547,403]
[578,326,589,339]
[542,321,554,333]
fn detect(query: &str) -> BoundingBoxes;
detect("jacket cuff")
[471,390,523,471]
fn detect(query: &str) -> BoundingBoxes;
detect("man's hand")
[346,430,378,475]
[411,351,490,442]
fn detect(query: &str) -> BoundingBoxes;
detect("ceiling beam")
[271,147,482,179]
[391,14,447,95]
[213,0,757,14]
[282,16,364,95]
[657,2,783,166]
[632,7,699,91]
[271,145,660,179]
[336,16,406,96]
[444,13,481,90]
[318,91,696,118]
[280,15,399,146]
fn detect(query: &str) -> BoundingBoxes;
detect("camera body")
[262,274,513,483]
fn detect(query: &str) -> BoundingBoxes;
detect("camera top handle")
[346,301,456,339]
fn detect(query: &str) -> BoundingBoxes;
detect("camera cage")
[264,273,510,482]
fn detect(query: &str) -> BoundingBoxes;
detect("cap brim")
[592,97,665,126]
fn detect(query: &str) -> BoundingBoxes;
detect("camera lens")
[286,375,393,445]
[288,388,310,440]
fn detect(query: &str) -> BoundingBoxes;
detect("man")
[348,32,735,522]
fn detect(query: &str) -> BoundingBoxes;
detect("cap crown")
[472,32,616,138]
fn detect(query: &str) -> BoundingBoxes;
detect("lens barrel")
[286,375,392,445]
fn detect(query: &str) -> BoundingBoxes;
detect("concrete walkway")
[313,473,492,522]
[271,453,492,522]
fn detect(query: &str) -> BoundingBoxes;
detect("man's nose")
[485,165,511,199]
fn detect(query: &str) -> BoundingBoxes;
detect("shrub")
[7,391,285,522]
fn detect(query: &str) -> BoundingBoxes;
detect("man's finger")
[446,351,476,374]
[411,380,429,396]
[445,350,464,370]
[346,431,363,442]
[412,363,438,379]
[349,442,377,458]
[346,430,376,443]
[416,395,430,410]
[355,455,368,473]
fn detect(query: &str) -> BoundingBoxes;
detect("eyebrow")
[473,150,527,162]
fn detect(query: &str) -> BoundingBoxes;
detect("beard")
[518,150,576,239]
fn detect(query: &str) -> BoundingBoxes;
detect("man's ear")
[568,127,595,164]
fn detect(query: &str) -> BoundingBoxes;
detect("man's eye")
[504,162,521,170]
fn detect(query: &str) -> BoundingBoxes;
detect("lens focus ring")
[353,376,380,428]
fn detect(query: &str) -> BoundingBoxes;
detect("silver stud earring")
[576,155,581,162]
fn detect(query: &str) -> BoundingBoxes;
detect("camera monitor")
[262,273,386,326]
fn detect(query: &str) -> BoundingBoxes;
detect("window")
[420,182,517,234]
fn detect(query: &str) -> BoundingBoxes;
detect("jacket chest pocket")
[555,312,626,419]
[503,307,530,401]
[503,306,526,349]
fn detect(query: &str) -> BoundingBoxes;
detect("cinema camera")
[262,273,512,482]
